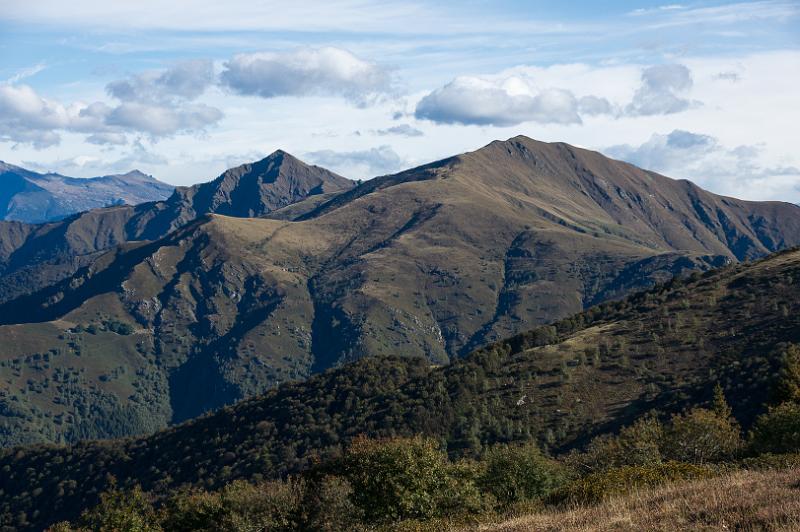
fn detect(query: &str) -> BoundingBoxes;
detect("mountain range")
[0,162,174,224]
[0,151,353,304]
[1,136,800,449]
[2,242,798,531]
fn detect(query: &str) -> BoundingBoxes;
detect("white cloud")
[23,139,167,175]
[0,0,591,36]
[106,102,223,137]
[0,83,75,148]
[221,47,391,105]
[415,62,701,126]
[414,76,587,126]
[606,129,800,201]
[578,95,616,116]
[305,145,404,178]
[625,64,696,116]
[0,61,222,149]
[107,59,215,102]
[85,132,128,146]
[374,124,424,137]
[5,63,47,84]
[631,1,800,27]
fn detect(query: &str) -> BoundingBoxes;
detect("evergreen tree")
[712,383,732,420]
[773,344,800,405]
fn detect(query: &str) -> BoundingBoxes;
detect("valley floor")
[475,468,800,531]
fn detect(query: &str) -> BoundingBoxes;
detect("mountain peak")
[170,151,354,220]
[268,148,290,158]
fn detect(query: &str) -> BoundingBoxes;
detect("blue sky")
[0,1,798,201]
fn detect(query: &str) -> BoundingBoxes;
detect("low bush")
[550,461,717,505]
[565,413,663,473]
[161,479,304,531]
[335,435,485,523]
[78,483,161,531]
[739,452,800,471]
[478,442,566,505]
[749,402,800,454]
[661,407,741,464]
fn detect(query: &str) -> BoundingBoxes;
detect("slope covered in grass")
[483,467,800,531]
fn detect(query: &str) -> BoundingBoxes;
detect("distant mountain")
[1,136,799,448]
[0,162,174,223]
[2,244,798,531]
[0,151,354,303]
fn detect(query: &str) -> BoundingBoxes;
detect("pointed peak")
[116,169,151,180]
[238,149,303,171]
[264,149,299,163]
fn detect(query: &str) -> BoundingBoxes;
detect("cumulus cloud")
[0,61,222,149]
[221,47,391,105]
[625,64,696,116]
[606,129,800,200]
[578,95,616,116]
[607,129,715,169]
[415,76,593,126]
[0,83,77,148]
[414,62,700,126]
[105,102,222,136]
[306,145,404,178]
[107,59,215,102]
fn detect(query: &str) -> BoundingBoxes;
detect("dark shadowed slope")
[2,246,799,531]
[0,162,174,224]
[0,151,353,302]
[1,136,799,448]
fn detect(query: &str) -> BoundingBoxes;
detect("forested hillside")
[2,246,798,530]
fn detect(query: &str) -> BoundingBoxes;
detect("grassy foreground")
[478,467,800,531]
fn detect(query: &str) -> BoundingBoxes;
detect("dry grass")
[477,468,800,531]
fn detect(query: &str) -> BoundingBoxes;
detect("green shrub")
[161,479,303,532]
[105,320,135,336]
[550,462,717,505]
[566,414,664,473]
[478,442,565,505]
[336,436,482,523]
[79,484,161,532]
[661,407,741,464]
[299,475,361,532]
[749,402,800,454]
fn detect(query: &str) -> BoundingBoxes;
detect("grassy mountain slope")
[485,467,800,531]
[0,162,173,224]
[0,152,352,303]
[1,137,800,447]
[1,246,798,530]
